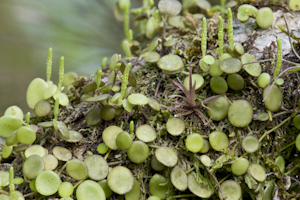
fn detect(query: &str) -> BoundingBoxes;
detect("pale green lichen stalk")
[201,17,207,57]
[57,57,65,92]
[119,62,131,105]
[273,37,282,80]
[46,48,53,85]
[227,8,234,50]
[218,16,224,56]
[119,0,131,41]
[9,167,16,200]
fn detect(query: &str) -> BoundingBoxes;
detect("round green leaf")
[257,72,271,88]
[219,58,242,74]
[16,126,36,145]
[56,121,70,139]
[203,55,215,65]
[58,182,74,198]
[85,108,101,126]
[136,124,157,142]
[42,154,58,171]
[2,145,13,159]
[151,155,165,171]
[257,112,269,121]
[0,116,23,137]
[61,130,83,143]
[170,166,188,191]
[23,155,44,179]
[125,180,140,200]
[158,0,182,16]
[241,53,261,77]
[231,157,249,176]
[76,180,106,200]
[107,166,134,195]
[289,0,300,11]
[209,131,229,151]
[4,105,24,120]
[84,155,109,181]
[242,135,259,153]
[109,53,119,71]
[53,92,69,106]
[142,51,161,63]
[98,179,113,199]
[155,147,178,167]
[127,141,149,163]
[227,74,245,91]
[248,163,266,182]
[43,84,57,99]
[185,133,204,153]
[218,180,242,200]
[148,97,160,111]
[102,125,123,150]
[0,171,9,186]
[100,105,116,121]
[157,54,184,72]
[183,74,204,90]
[25,145,46,158]
[166,118,185,136]
[228,100,253,127]
[206,96,229,121]
[188,173,212,198]
[209,60,223,77]
[127,93,149,105]
[122,99,133,112]
[210,77,228,94]
[66,159,88,180]
[116,131,132,150]
[256,7,273,29]
[34,100,52,117]
[263,85,283,112]
[26,78,48,109]
[52,146,72,161]
[149,174,168,199]
[36,170,61,196]
[275,156,285,173]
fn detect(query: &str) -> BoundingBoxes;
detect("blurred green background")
[0,0,131,115]
[0,0,219,115]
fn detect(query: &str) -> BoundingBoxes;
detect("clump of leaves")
[161,59,220,125]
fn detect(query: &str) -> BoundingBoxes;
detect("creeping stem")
[201,17,207,57]
[218,16,224,56]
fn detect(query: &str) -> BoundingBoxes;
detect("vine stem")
[23,192,36,198]
[262,66,300,102]
[279,141,295,153]
[57,162,68,176]
[258,116,291,142]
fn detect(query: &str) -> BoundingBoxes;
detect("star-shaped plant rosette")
[161,59,222,125]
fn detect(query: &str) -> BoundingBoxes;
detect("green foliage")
[1,1,300,200]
